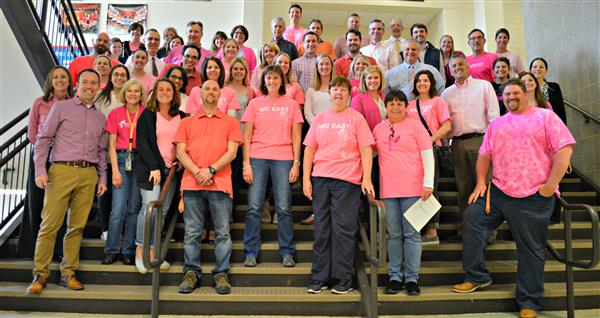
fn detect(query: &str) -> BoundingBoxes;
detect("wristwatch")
[208,166,216,175]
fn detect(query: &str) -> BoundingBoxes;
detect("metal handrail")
[0,110,29,136]
[546,197,600,318]
[141,165,179,318]
[356,198,387,318]
[564,100,600,125]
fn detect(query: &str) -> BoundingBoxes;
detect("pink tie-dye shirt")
[479,107,575,198]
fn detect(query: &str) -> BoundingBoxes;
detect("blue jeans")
[243,158,294,257]
[383,197,422,283]
[135,168,176,246]
[105,151,141,255]
[183,190,232,277]
[462,184,554,311]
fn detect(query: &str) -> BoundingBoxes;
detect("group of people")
[20,4,574,318]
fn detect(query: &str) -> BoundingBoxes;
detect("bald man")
[68,32,119,83]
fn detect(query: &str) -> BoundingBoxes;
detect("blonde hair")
[348,54,371,79]
[274,52,292,84]
[259,43,280,67]
[311,54,335,90]
[226,57,250,86]
[118,80,147,105]
[359,66,385,93]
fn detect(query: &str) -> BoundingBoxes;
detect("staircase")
[0,173,598,316]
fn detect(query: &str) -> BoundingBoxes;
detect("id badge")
[125,152,133,171]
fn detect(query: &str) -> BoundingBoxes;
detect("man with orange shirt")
[174,80,243,295]
[334,29,377,78]
[68,32,118,84]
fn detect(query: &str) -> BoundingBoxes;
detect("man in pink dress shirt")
[453,78,574,318]
[465,29,497,83]
[163,21,213,72]
[283,4,308,49]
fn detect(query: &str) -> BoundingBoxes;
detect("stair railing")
[356,198,387,318]
[564,100,600,125]
[141,165,179,318]
[546,197,599,318]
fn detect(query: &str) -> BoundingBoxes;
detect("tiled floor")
[1,309,599,318]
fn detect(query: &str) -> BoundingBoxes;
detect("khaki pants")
[33,164,98,278]
[451,136,485,231]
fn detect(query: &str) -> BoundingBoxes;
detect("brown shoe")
[519,308,538,318]
[26,276,48,294]
[60,275,84,290]
[451,281,491,293]
[300,214,314,225]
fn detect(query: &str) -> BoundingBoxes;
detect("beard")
[506,100,520,112]
[94,45,108,55]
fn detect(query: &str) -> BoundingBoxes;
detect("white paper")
[403,195,442,232]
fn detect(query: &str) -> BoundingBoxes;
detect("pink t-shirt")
[407,97,451,146]
[373,118,432,198]
[479,107,576,198]
[131,73,157,94]
[466,52,497,83]
[256,82,305,105]
[241,96,304,160]
[105,105,145,150]
[283,26,308,48]
[186,86,241,115]
[156,113,182,168]
[304,108,375,185]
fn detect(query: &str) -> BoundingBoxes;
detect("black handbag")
[416,99,453,171]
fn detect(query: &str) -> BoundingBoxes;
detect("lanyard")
[125,106,140,152]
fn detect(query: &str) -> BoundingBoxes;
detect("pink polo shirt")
[186,86,241,115]
[105,105,145,150]
[466,52,497,83]
[304,108,375,185]
[283,26,308,48]
[373,118,432,198]
[479,107,575,198]
[407,96,451,146]
[241,96,304,160]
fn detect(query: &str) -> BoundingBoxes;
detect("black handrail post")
[563,208,575,318]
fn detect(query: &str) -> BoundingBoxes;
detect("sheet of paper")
[403,195,442,232]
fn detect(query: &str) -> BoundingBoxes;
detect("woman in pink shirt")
[408,70,452,244]
[103,80,146,266]
[374,90,435,296]
[439,35,463,88]
[229,25,258,77]
[18,66,73,258]
[129,49,157,94]
[186,57,240,116]
[520,72,552,110]
[351,66,386,132]
[274,52,304,105]
[210,31,227,55]
[218,39,240,82]
[348,54,372,98]
[304,77,375,294]
[94,55,112,89]
[241,65,304,268]
[250,43,279,90]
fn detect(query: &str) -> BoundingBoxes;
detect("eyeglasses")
[112,73,128,78]
[469,36,484,41]
[183,54,199,60]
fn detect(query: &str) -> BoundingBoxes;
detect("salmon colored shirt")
[241,96,304,160]
[105,105,145,150]
[374,118,432,198]
[407,97,451,146]
[334,53,377,78]
[173,109,243,197]
[479,107,575,198]
[256,82,305,105]
[68,55,119,84]
[158,63,203,96]
[304,108,374,185]
[186,86,241,115]
[283,26,308,48]
[298,41,337,59]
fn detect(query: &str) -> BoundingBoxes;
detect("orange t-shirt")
[174,109,243,197]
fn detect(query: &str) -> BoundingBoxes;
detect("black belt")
[54,161,96,168]
[454,132,484,140]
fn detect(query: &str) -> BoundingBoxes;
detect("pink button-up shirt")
[163,44,213,73]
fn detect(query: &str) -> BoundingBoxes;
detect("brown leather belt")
[54,161,96,168]
[454,132,484,140]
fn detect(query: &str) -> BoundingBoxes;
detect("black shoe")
[405,281,420,296]
[101,253,119,265]
[385,280,404,294]
[122,254,135,265]
[306,280,328,294]
[331,279,354,294]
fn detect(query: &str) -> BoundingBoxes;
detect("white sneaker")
[100,231,108,241]
[272,212,278,224]
[160,260,170,270]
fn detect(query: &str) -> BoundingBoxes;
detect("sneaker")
[178,271,199,294]
[452,281,491,293]
[282,255,295,267]
[487,230,497,245]
[421,235,440,245]
[244,254,257,267]
[307,280,328,294]
[272,212,278,224]
[160,260,170,270]
[101,253,119,265]
[135,246,148,274]
[385,280,403,294]
[100,231,108,241]
[405,281,420,296]
[214,273,232,294]
[331,280,354,294]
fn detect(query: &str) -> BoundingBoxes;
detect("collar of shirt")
[195,107,225,119]
[73,96,97,109]
[401,61,421,69]
[455,76,473,89]
[388,36,404,42]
